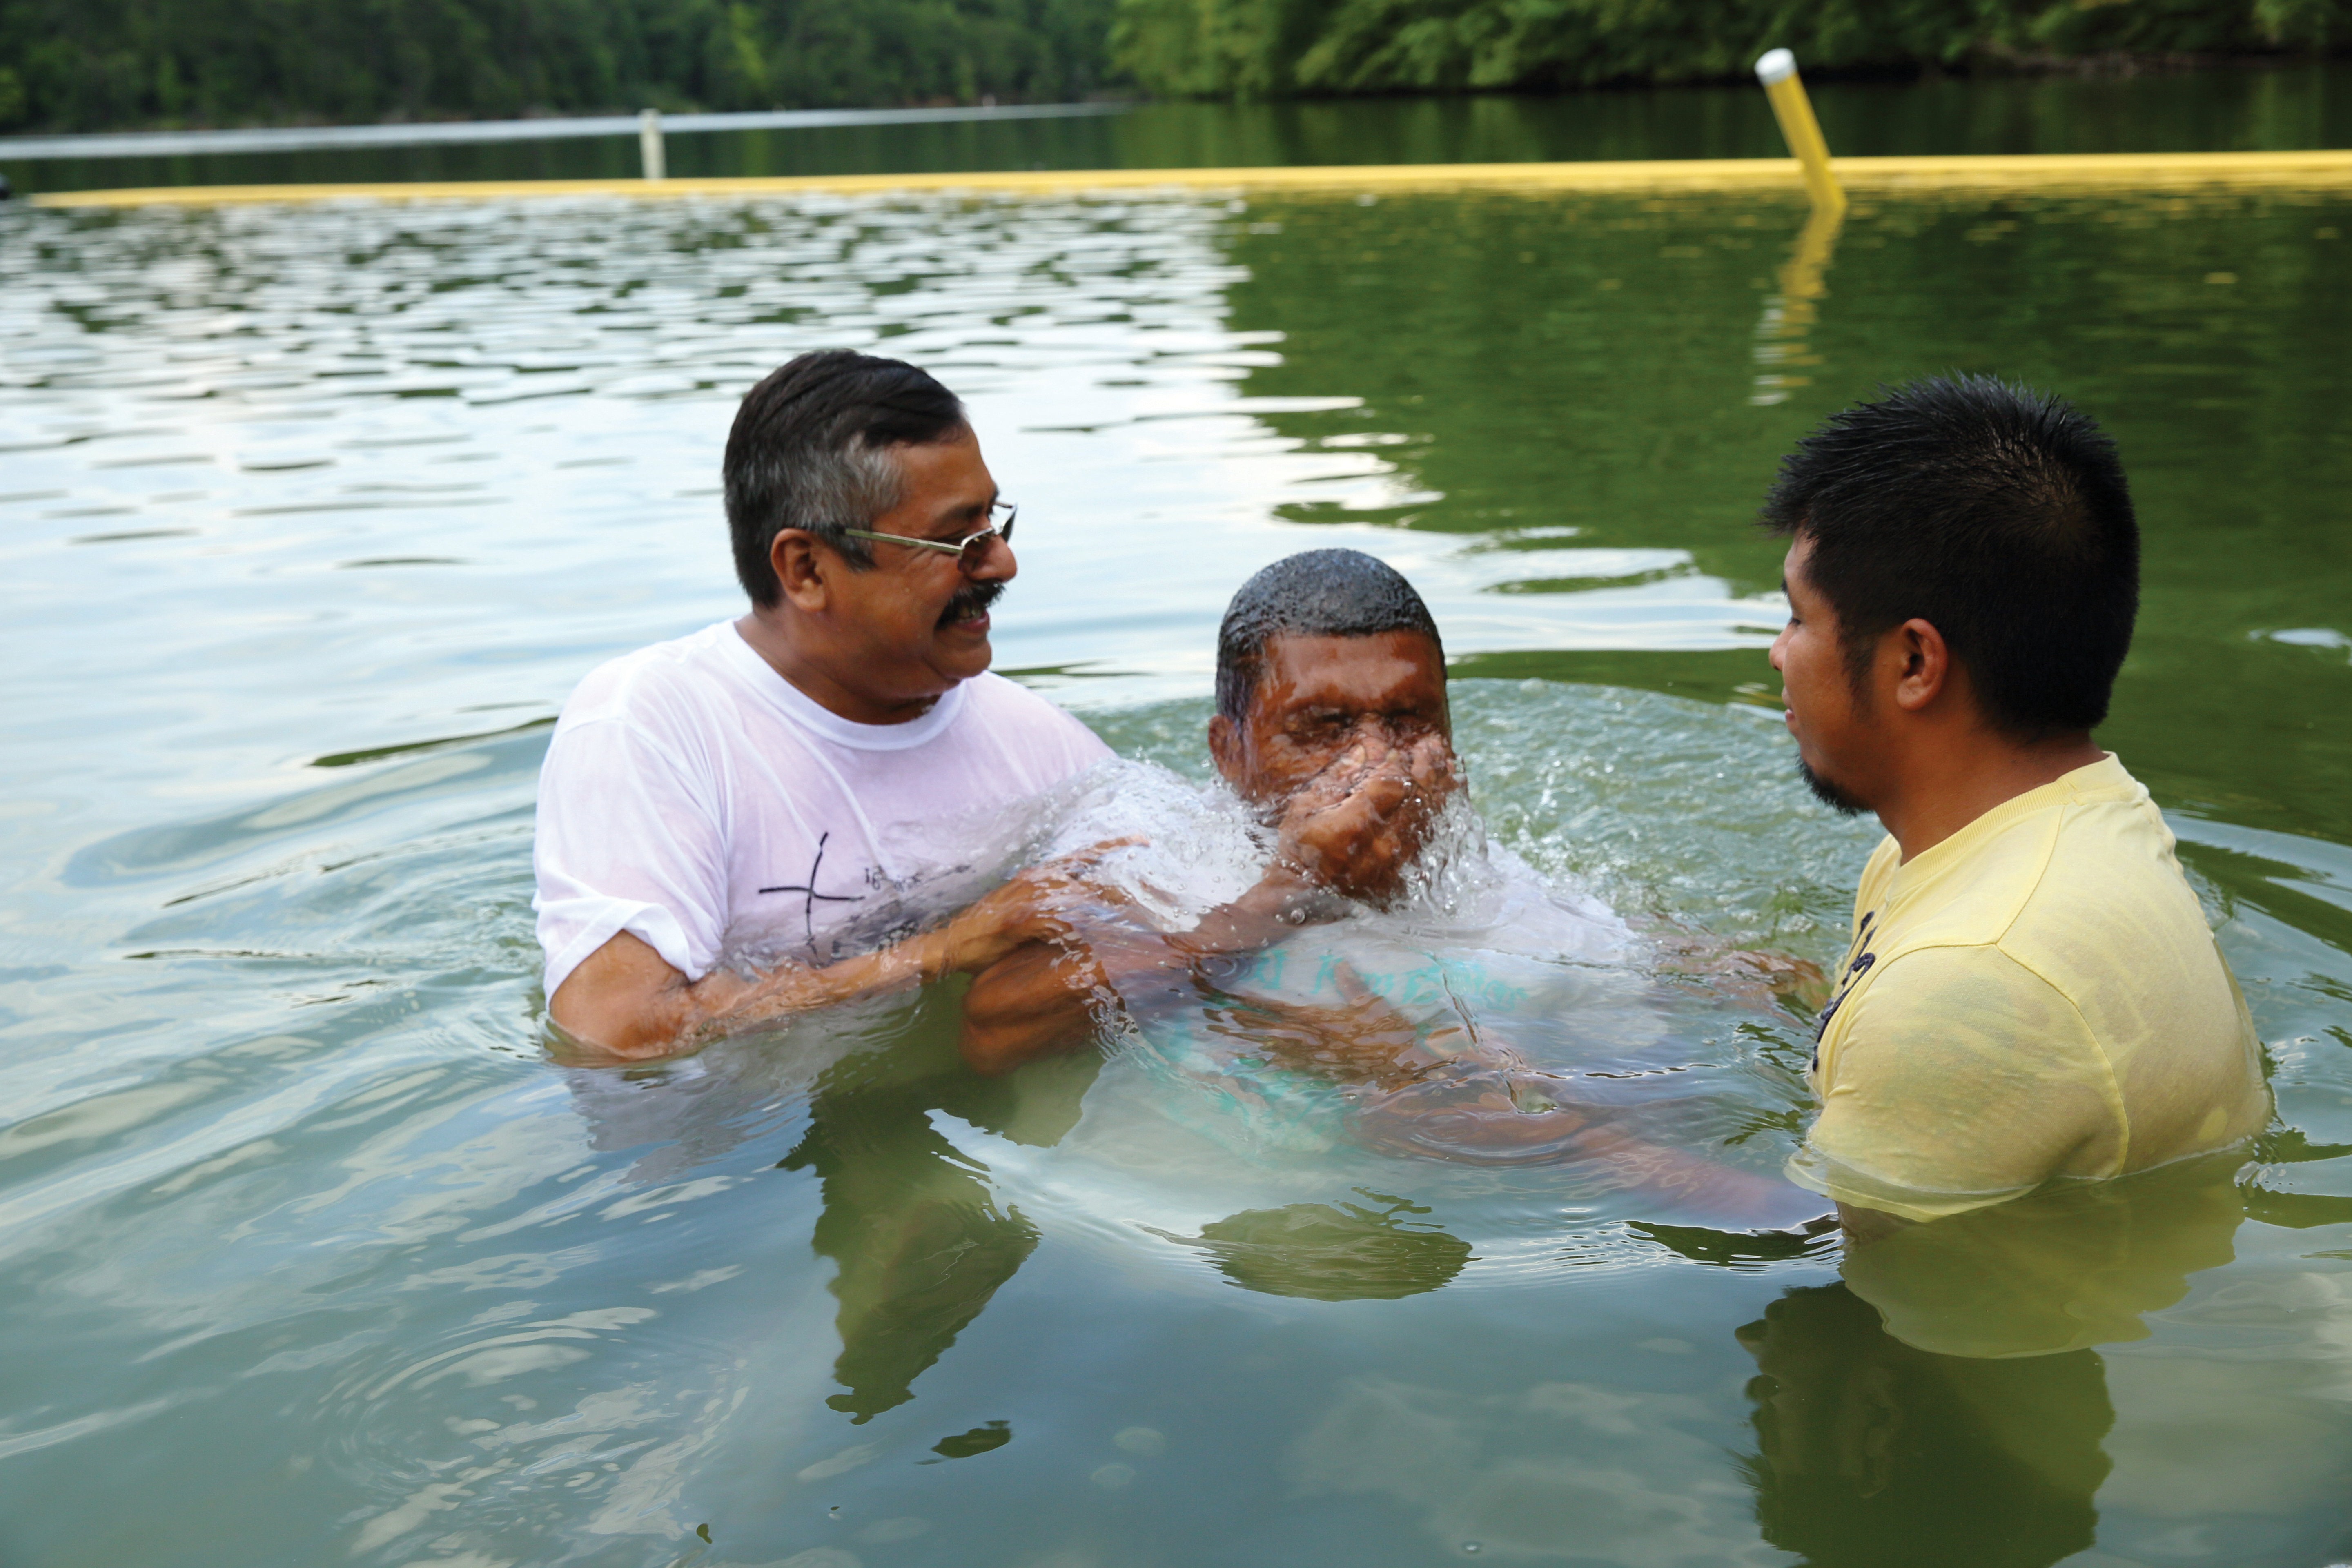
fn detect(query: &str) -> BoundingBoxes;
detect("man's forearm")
[957,871,1338,1074]
[554,928,958,1064]
[672,929,963,1049]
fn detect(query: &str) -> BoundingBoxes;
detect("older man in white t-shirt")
[536,351,1111,1059]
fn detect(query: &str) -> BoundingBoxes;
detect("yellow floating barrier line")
[30,149,2352,209]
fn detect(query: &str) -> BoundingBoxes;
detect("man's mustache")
[938,579,1005,627]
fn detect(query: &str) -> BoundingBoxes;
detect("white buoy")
[639,109,666,183]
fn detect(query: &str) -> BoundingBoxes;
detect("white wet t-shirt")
[533,620,1111,998]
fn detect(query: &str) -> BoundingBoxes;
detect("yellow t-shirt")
[1787,754,2270,1222]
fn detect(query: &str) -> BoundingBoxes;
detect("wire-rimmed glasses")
[841,499,1016,571]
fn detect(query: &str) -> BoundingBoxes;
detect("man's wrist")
[908,927,958,984]
[1240,869,1347,926]
[1171,872,1336,958]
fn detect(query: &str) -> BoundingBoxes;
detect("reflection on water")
[1152,1194,1473,1301]
[1843,1154,2246,1360]
[791,1079,1038,1425]
[2,150,2350,1566]
[778,1036,1092,1423]
[1750,205,1842,408]
[1740,1283,2113,1568]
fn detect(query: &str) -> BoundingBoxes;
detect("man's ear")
[769,530,830,612]
[1889,617,1951,714]
[1207,713,1244,787]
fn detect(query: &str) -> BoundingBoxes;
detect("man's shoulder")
[1867,768,2240,1048]
[2003,791,2241,1033]
[957,673,1113,756]
[1884,768,2180,953]
[1997,784,2210,969]
[960,670,1087,725]
[557,622,742,732]
[1872,812,2058,963]
[1854,792,2143,1020]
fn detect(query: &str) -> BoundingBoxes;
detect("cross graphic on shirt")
[759,832,865,952]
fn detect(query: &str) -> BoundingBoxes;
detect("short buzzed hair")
[1215,549,1444,723]
[1762,374,2139,738]
[724,350,968,606]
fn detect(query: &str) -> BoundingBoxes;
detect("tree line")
[1111,0,2350,97]
[0,0,1121,131]
[1,0,2343,133]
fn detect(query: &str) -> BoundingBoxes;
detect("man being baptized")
[951,549,1804,1209]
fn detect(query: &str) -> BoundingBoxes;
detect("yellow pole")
[1755,49,1844,214]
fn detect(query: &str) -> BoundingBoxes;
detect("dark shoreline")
[10,49,2346,142]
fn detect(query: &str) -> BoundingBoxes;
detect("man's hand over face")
[1274,732,1458,903]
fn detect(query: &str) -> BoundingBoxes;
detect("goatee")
[1798,758,1869,817]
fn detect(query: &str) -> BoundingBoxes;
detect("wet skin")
[1766,532,1878,815]
[1208,630,1452,808]
[1208,630,1458,903]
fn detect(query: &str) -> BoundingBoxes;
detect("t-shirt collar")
[718,621,970,751]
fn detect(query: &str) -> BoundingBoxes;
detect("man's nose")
[1768,626,1790,671]
[968,533,1016,583]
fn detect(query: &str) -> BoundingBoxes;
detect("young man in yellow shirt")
[1765,374,2270,1225]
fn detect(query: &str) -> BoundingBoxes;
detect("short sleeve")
[1788,945,2126,1222]
[533,717,730,998]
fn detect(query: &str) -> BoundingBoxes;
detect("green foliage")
[7,0,2343,133]
[1112,0,2352,98]
[0,0,1123,131]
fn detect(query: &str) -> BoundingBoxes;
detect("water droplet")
[1463,1544,1483,1555]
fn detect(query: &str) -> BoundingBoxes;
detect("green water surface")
[2,85,2350,1568]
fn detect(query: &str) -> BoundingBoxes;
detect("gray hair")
[724,350,968,605]
[747,439,906,574]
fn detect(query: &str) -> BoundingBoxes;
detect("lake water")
[4,91,2352,1568]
